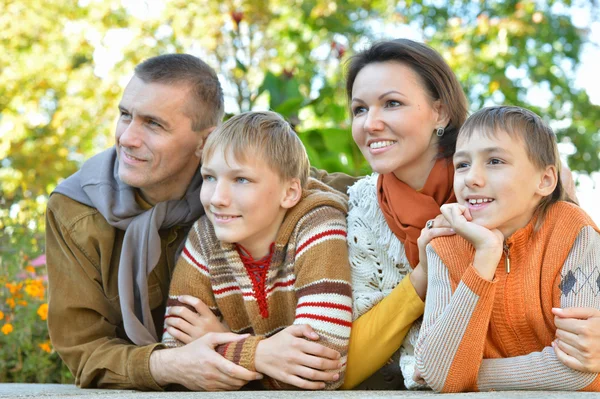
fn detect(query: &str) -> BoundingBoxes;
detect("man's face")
[115,75,205,204]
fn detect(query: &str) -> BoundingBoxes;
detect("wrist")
[149,347,177,387]
[473,247,502,281]
[254,339,267,374]
[409,265,427,301]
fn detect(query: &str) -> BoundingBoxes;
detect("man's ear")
[537,165,558,197]
[281,178,302,209]
[195,126,216,157]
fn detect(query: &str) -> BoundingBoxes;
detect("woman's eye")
[385,100,401,107]
[352,106,367,116]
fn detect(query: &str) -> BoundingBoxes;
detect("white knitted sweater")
[347,173,425,389]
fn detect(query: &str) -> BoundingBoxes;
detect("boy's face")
[200,147,296,258]
[453,130,548,238]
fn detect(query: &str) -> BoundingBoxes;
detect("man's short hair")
[135,54,224,132]
[203,111,310,188]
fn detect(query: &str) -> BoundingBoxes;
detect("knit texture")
[162,179,352,390]
[416,201,600,392]
[347,173,424,389]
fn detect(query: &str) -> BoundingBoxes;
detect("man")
[46,54,265,391]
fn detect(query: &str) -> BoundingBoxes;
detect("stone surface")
[0,385,598,399]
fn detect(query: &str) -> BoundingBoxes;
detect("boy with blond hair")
[162,111,352,390]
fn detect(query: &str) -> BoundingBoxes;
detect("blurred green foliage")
[0,0,598,382]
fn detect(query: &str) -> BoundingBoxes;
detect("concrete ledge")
[0,385,598,399]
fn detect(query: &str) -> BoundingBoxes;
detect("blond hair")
[459,106,572,227]
[202,111,310,187]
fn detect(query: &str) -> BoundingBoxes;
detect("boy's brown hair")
[202,111,310,187]
[458,105,571,227]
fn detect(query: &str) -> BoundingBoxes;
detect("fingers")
[284,374,327,390]
[292,364,340,383]
[293,338,341,361]
[554,316,586,334]
[552,341,587,372]
[205,332,250,347]
[555,327,582,350]
[166,325,193,345]
[554,338,585,363]
[553,307,600,320]
[433,214,450,228]
[178,295,213,316]
[215,356,263,382]
[285,324,319,341]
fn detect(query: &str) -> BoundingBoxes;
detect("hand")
[417,214,456,274]
[165,295,229,344]
[552,307,600,373]
[150,332,263,391]
[413,368,426,385]
[254,324,342,389]
[440,204,503,280]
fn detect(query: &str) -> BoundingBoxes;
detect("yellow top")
[341,275,425,389]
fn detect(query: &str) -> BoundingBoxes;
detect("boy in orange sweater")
[415,105,600,392]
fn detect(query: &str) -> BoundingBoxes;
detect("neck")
[392,152,437,191]
[237,209,287,258]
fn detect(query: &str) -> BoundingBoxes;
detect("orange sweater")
[415,201,600,392]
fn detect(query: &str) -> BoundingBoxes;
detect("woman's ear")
[537,165,558,197]
[434,100,451,130]
[195,126,216,157]
[281,178,302,209]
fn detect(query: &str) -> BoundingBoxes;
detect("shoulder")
[47,193,111,234]
[348,173,378,202]
[547,201,598,230]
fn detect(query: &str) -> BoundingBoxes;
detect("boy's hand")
[165,295,230,344]
[440,204,503,280]
[254,324,342,389]
[552,307,600,373]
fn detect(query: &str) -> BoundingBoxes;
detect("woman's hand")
[552,307,600,373]
[254,324,342,389]
[165,295,230,344]
[440,204,503,281]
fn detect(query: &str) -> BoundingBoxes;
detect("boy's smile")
[453,130,549,238]
[200,147,294,258]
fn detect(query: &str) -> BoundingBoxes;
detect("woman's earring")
[436,127,445,137]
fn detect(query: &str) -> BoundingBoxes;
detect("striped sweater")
[415,201,600,392]
[162,179,353,390]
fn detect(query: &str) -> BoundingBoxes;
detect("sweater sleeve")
[341,275,424,389]
[475,226,600,392]
[415,245,497,393]
[161,219,221,348]
[289,205,353,390]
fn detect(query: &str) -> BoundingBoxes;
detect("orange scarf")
[377,158,456,268]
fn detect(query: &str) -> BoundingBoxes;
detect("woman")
[341,38,466,389]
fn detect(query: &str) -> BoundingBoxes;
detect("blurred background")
[0,0,598,383]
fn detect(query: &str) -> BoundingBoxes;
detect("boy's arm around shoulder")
[291,204,353,389]
[45,194,164,390]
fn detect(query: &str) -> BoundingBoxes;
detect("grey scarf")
[53,147,203,345]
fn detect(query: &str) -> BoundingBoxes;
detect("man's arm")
[46,197,163,390]
[309,166,359,194]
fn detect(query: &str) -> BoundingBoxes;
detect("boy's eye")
[235,177,250,184]
[352,105,367,116]
[489,158,504,165]
[202,175,215,182]
[455,161,469,170]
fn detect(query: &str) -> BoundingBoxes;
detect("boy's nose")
[465,165,485,188]
[210,182,231,207]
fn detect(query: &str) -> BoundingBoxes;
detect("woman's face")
[351,61,446,188]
